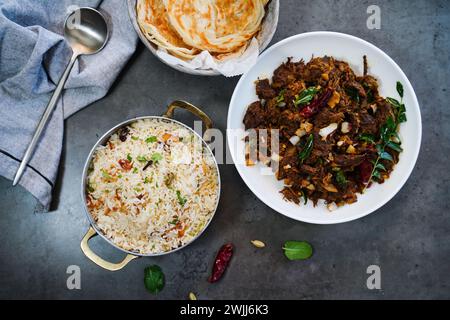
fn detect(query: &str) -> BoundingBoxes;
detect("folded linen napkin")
[0,0,138,210]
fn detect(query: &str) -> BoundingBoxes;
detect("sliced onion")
[319,123,338,139]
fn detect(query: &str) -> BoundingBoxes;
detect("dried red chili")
[299,89,333,118]
[208,243,234,283]
[359,160,373,183]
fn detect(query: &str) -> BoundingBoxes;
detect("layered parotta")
[136,0,269,60]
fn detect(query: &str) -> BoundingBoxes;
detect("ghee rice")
[85,118,219,254]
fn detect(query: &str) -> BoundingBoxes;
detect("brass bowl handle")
[80,227,139,271]
[163,100,213,142]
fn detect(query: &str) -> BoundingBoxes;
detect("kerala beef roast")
[243,56,404,208]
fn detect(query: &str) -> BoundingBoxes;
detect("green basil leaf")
[283,241,313,261]
[298,134,314,163]
[127,153,133,162]
[144,265,165,294]
[380,152,394,162]
[396,81,404,98]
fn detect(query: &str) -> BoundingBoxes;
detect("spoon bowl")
[64,7,108,55]
[13,7,109,186]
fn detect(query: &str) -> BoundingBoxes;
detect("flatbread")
[136,0,268,60]
[137,0,199,59]
[164,0,267,53]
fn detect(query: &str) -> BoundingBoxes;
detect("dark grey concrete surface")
[0,0,449,300]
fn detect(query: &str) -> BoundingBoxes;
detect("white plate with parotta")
[127,0,279,76]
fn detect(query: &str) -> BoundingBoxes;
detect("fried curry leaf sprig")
[293,87,320,107]
[364,81,406,189]
[298,134,314,163]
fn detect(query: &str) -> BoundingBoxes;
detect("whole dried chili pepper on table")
[208,243,234,283]
[299,88,333,118]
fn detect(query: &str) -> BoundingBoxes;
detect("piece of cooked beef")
[359,110,378,135]
[313,108,345,128]
[333,154,366,167]
[243,101,266,130]
[255,79,277,99]
[272,58,304,88]
[346,80,367,99]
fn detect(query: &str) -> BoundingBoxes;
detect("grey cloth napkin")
[0,0,138,209]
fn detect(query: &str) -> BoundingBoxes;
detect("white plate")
[227,32,422,224]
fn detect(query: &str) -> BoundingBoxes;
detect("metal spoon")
[13,7,109,186]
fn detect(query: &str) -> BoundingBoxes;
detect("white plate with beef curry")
[227,32,421,224]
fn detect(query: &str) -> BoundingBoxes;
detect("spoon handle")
[13,53,79,186]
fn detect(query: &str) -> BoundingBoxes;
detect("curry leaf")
[137,155,147,162]
[176,190,187,206]
[396,81,404,98]
[146,136,157,143]
[276,89,286,103]
[300,189,308,205]
[346,87,360,103]
[359,133,376,144]
[144,265,165,294]
[101,170,112,180]
[283,241,313,260]
[151,153,163,163]
[298,134,314,163]
[335,170,347,186]
[380,151,394,162]
[386,97,401,108]
[293,87,319,107]
[363,82,407,192]
[386,141,403,152]
[373,170,381,180]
